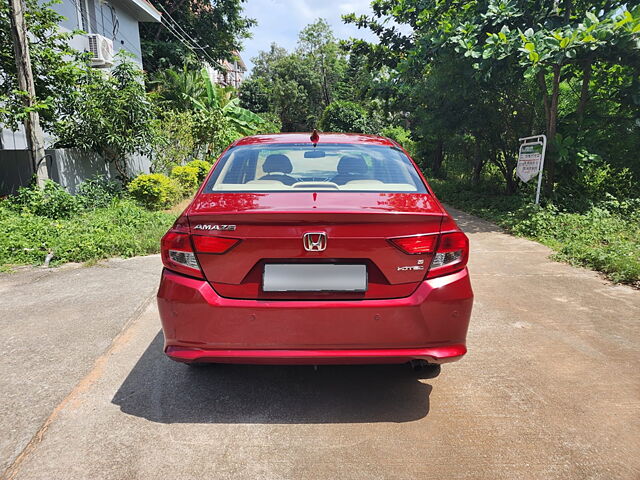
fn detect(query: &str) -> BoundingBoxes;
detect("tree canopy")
[139,0,255,73]
[342,0,640,197]
[0,0,85,132]
[240,19,370,131]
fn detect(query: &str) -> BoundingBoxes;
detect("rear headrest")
[263,154,293,174]
[337,155,367,175]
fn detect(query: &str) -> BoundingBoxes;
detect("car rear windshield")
[204,143,428,193]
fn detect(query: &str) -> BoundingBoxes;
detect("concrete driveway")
[1,208,639,480]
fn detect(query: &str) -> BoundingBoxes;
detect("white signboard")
[517,143,543,182]
[518,135,547,204]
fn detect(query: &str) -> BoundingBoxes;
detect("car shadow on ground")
[112,332,434,424]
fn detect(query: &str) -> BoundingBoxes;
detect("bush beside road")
[0,157,218,270]
[431,179,640,287]
[0,198,175,270]
[0,177,181,270]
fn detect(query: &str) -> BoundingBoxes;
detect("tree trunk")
[537,70,550,125]
[432,139,444,177]
[505,172,517,195]
[489,149,513,193]
[501,146,518,195]
[320,54,330,106]
[106,148,129,182]
[545,64,561,196]
[538,66,561,197]
[563,0,572,21]
[471,140,484,185]
[577,59,592,127]
[8,0,48,187]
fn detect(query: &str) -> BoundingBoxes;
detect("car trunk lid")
[188,192,445,300]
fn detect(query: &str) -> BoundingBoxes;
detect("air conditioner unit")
[86,34,114,68]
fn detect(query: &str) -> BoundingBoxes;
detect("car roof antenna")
[310,129,319,147]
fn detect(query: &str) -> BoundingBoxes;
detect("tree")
[474,4,640,193]
[139,0,255,73]
[344,0,640,197]
[54,54,157,180]
[238,20,353,132]
[0,0,84,131]
[240,48,318,131]
[237,77,272,113]
[153,67,266,155]
[297,19,346,106]
[251,43,287,77]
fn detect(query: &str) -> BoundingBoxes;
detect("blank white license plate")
[263,264,368,292]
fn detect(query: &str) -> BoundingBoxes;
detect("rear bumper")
[165,345,467,365]
[157,268,473,365]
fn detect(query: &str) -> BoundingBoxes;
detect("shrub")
[381,126,417,158]
[429,178,640,287]
[76,176,122,209]
[319,101,371,133]
[511,206,640,285]
[150,110,198,174]
[186,160,212,183]
[127,173,180,210]
[575,152,635,200]
[555,150,638,208]
[254,112,282,135]
[170,165,200,196]
[6,180,80,219]
[0,199,176,269]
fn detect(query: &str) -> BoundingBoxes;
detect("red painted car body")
[157,133,473,365]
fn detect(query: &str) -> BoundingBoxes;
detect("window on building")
[77,0,96,33]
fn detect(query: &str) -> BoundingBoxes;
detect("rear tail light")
[389,232,469,278]
[161,228,241,278]
[389,234,438,254]
[161,231,203,278]
[427,232,469,278]
[192,235,239,254]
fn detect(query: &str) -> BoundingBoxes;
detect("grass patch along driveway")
[0,199,177,270]
[430,179,640,287]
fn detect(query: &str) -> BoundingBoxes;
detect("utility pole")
[8,0,48,187]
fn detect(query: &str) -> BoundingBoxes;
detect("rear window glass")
[204,143,427,193]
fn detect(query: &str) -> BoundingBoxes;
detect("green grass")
[430,179,640,287]
[0,198,177,270]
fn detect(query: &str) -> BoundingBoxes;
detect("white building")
[205,52,247,89]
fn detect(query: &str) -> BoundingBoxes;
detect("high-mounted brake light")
[310,129,319,145]
[389,234,438,254]
[427,232,469,278]
[192,235,239,254]
[161,231,203,278]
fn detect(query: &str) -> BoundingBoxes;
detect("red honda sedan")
[157,132,473,370]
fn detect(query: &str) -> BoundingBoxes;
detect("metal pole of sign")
[518,134,547,205]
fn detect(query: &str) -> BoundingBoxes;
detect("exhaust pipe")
[410,359,429,371]
[409,360,441,378]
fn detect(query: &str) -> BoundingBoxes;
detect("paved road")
[1,209,639,480]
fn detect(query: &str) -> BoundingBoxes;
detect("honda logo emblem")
[303,232,327,252]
